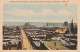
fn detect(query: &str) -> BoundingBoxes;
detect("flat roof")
[41,41,70,50]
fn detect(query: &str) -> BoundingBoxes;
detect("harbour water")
[3,22,77,27]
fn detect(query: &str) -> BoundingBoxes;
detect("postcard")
[0,0,80,52]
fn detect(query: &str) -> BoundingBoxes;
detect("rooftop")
[41,41,70,50]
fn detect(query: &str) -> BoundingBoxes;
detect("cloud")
[57,10,72,15]
[5,9,36,17]
[40,9,72,16]
[4,9,72,17]
[4,9,73,22]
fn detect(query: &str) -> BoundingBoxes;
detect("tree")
[18,41,22,49]
[8,42,12,50]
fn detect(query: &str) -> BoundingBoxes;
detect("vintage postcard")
[0,0,80,52]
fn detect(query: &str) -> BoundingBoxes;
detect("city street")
[20,27,33,50]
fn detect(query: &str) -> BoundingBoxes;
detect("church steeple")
[71,18,74,34]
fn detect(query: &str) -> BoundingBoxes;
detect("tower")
[63,21,68,26]
[71,19,74,34]
[46,22,48,27]
[24,22,29,27]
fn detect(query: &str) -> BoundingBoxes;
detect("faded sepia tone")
[0,0,80,52]
[3,4,77,50]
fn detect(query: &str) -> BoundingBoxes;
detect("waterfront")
[3,21,77,50]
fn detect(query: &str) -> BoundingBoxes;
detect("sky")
[3,4,77,23]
